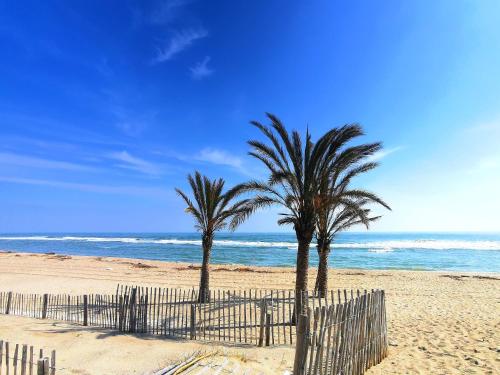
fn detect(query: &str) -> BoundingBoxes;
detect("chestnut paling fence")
[0,339,56,375]
[293,290,387,375]
[0,287,387,374]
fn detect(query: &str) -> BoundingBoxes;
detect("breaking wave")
[0,236,499,251]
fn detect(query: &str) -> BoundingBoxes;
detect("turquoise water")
[0,232,499,272]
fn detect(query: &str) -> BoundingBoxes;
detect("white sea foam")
[331,240,500,251]
[0,236,499,250]
[368,248,394,253]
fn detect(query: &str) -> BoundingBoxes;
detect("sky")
[0,0,499,233]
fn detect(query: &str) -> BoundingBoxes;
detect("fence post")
[50,350,56,375]
[190,304,196,339]
[265,311,271,346]
[6,291,12,314]
[83,295,88,326]
[118,296,124,331]
[128,288,137,333]
[293,313,309,375]
[37,357,49,375]
[42,294,48,319]
[258,300,266,347]
[143,293,149,334]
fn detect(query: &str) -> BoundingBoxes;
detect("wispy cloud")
[112,108,157,137]
[102,89,159,137]
[366,146,402,162]
[194,148,243,168]
[154,147,256,175]
[464,119,500,135]
[107,151,162,175]
[150,0,190,25]
[0,152,96,172]
[190,56,213,80]
[131,0,190,27]
[476,155,500,171]
[152,28,208,63]
[0,176,168,196]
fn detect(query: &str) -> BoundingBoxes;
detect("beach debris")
[472,275,499,281]
[389,340,398,347]
[440,274,499,281]
[51,254,72,260]
[132,262,157,269]
[106,267,113,270]
[175,264,273,273]
[213,266,271,273]
[150,352,215,374]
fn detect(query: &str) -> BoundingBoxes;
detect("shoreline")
[1,249,498,277]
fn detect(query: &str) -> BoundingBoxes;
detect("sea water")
[0,232,499,272]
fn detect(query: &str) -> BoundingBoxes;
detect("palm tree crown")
[176,171,252,302]
[240,113,350,304]
[175,172,252,235]
[313,125,391,295]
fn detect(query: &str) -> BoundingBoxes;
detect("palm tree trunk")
[198,233,213,303]
[294,229,313,316]
[314,239,330,298]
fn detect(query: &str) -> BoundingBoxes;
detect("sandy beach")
[0,251,498,374]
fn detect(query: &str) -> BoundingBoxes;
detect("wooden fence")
[0,339,56,375]
[115,285,302,346]
[293,290,387,375]
[0,287,344,347]
[0,287,388,375]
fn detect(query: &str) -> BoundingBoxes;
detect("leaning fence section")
[115,285,300,346]
[293,290,388,375]
[0,339,56,375]
[112,285,359,346]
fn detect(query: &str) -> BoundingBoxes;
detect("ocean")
[0,232,499,272]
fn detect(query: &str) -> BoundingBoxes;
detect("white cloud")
[194,148,243,168]
[190,56,214,80]
[366,146,402,162]
[0,176,167,196]
[107,151,162,175]
[152,28,208,63]
[0,152,96,172]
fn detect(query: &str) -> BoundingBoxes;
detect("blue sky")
[1,0,499,233]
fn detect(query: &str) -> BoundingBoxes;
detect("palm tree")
[313,127,391,296]
[241,113,347,312]
[176,172,253,303]
[314,199,388,296]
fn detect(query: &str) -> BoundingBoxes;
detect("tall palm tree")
[241,113,347,312]
[313,128,391,296]
[176,172,253,303]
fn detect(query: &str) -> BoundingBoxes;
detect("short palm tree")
[315,199,387,296]
[176,172,253,303]
[314,131,391,296]
[241,113,346,312]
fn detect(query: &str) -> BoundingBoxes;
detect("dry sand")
[0,251,499,374]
